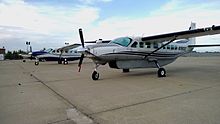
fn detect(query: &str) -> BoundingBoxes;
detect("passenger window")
[153,43,158,49]
[145,42,151,48]
[139,42,144,48]
[131,42,138,48]
[167,45,170,49]
[174,46,177,50]
[65,50,68,53]
[179,47,186,50]
[171,45,174,50]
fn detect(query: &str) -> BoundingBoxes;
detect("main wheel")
[63,59,68,65]
[64,61,68,65]
[92,71,99,80]
[35,61,39,66]
[58,60,62,64]
[123,69,130,73]
[158,68,166,77]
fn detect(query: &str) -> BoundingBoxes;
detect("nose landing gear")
[92,64,100,80]
[158,68,166,77]
[92,71,99,80]
[154,60,166,77]
[35,58,39,66]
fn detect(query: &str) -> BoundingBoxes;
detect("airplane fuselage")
[35,46,81,65]
[86,37,191,69]
[77,23,220,80]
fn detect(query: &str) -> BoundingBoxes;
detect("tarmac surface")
[1,57,220,124]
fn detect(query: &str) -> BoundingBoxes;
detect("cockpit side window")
[145,42,151,48]
[110,37,132,47]
[131,42,138,48]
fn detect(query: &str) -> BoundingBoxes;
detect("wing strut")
[147,37,176,57]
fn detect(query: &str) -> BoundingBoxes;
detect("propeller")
[79,28,85,48]
[78,28,85,72]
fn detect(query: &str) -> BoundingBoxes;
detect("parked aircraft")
[77,23,220,80]
[20,48,53,62]
[34,44,81,65]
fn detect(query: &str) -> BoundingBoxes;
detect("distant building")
[0,47,5,60]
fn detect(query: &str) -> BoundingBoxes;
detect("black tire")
[63,61,68,65]
[123,69,129,73]
[92,71,99,80]
[158,68,166,77]
[23,60,26,62]
[35,61,39,66]
[63,59,68,65]
[58,60,62,64]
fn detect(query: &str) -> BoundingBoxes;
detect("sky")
[0,0,220,52]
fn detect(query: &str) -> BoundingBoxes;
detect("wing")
[142,25,220,42]
[57,43,81,51]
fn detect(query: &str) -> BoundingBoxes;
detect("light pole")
[26,41,30,53]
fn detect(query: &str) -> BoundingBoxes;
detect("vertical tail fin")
[186,22,196,52]
[188,22,196,45]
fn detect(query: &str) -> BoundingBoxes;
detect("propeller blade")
[78,54,84,72]
[79,28,85,48]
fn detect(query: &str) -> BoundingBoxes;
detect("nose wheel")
[35,58,39,66]
[91,64,100,80]
[35,61,39,65]
[154,60,166,77]
[158,68,166,77]
[92,71,99,80]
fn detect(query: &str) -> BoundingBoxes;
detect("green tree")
[5,50,24,60]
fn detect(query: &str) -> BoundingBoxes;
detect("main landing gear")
[63,59,68,65]
[154,60,166,77]
[92,64,100,80]
[58,59,68,65]
[123,69,130,73]
[58,60,62,64]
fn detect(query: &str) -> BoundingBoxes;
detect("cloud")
[82,0,220,52]
[78,0,112,5]
[0,1,99,33]
[0,0,220,52]
[0,0,100,50]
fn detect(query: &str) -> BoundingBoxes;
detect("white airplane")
[77,23,220,80]
[35,44,81,65]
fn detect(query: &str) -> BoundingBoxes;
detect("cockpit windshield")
[45,48,53,53]
[110,37,132,47]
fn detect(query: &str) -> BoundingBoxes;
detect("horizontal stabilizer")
[188,44,220,47]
